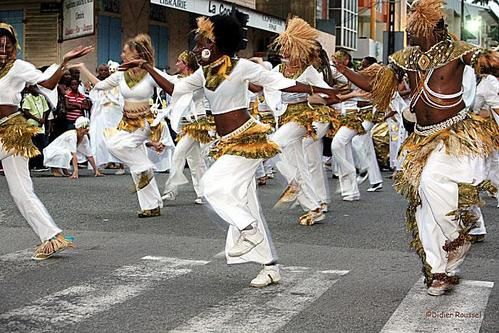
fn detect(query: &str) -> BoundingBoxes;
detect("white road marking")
[0,248,41,280]
[380,276,494,333]
[0,256,209,332]
[169,266,349,333]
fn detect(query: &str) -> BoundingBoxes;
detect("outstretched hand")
[118,59,147,71]
[63,46,94,63]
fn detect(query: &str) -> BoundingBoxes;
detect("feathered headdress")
[270,17,319,64]
[195,16,215,43]
[407,0,445,38]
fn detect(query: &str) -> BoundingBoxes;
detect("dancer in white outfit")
[120,14,339,286]
[44,116,102,178]
[161,50,213,204]
[88,63,125,173]
[78,34,166,218]
[0,22,92,259]
[270,18,339,225]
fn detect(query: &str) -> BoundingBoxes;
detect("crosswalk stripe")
[169,266,349,333]
[0,256,209,332]
[0,248,41,280]
[380,277,494,333]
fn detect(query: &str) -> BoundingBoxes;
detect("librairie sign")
[151,0,285,33]
[63,0,95,40]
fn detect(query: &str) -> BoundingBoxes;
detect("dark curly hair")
[211,13,247,56]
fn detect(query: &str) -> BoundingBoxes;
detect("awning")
[151,0,285,33]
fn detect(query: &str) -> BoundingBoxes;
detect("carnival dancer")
[335,0,499,295]
[44,116,102,178]
[331,56,385,201]
[119,13,339,286]
[0,22,92,259]
[77,34,167,218]
[270,17,338,225]
[88,63,125,174]
[161,50,213,204]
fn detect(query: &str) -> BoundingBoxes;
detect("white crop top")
[93,70,160,102]
[0,60,58,107]
[172,58,295,116]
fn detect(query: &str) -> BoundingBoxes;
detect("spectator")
[21,85,50,171]
[64,79,91,130]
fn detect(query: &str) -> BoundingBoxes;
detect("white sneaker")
[161,191,176,201]
[228,228,264,257]
[250,265,281,288]
[298,209,325,226]
[366,183,383,192]
[194,197,206,205]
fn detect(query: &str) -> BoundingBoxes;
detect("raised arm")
[38,46,93,90]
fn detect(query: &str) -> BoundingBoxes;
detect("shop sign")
[63,0,95,40]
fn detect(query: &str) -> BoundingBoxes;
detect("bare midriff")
[214,108,250,136]
[408,59,466,126]
[0,105,19,118]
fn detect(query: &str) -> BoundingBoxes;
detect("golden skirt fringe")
[279,102,332,139]
[371,122,390,168]
[176,117,215,144]
[210,120,280,161]
[33,233,73,260]
[394,115,498,286]
[117,111,164,143]
[0,114,40,158]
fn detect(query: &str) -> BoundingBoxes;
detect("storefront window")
[150,25,168,70]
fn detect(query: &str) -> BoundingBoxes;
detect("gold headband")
[0,22,20,50]
[195,17,215,43]
[178,50,190,64]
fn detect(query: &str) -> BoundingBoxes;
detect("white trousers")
[351,120,383,185]
[272,122,321,210]
[417,144,487,274]
[331,126,360,198]
[107,128,163,210]
[164,135,207,197]
[1,146,61,242]
[202,155,277,265]
[303,123,330,203]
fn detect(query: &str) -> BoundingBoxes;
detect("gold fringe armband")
[369,64,401,112]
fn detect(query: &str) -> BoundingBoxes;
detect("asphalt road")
[0,168,497,333]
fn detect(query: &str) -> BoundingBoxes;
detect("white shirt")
[172,58,295,116]
[93,70,160,102]
[44,130,92,156]
[473,75,499,113]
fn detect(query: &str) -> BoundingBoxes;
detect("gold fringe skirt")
[117,105,164,143]
[210,117,280,160]
[279,102,335,139]
[394,114,498,204]
[0,113,40,158]
[176,117,215,144]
